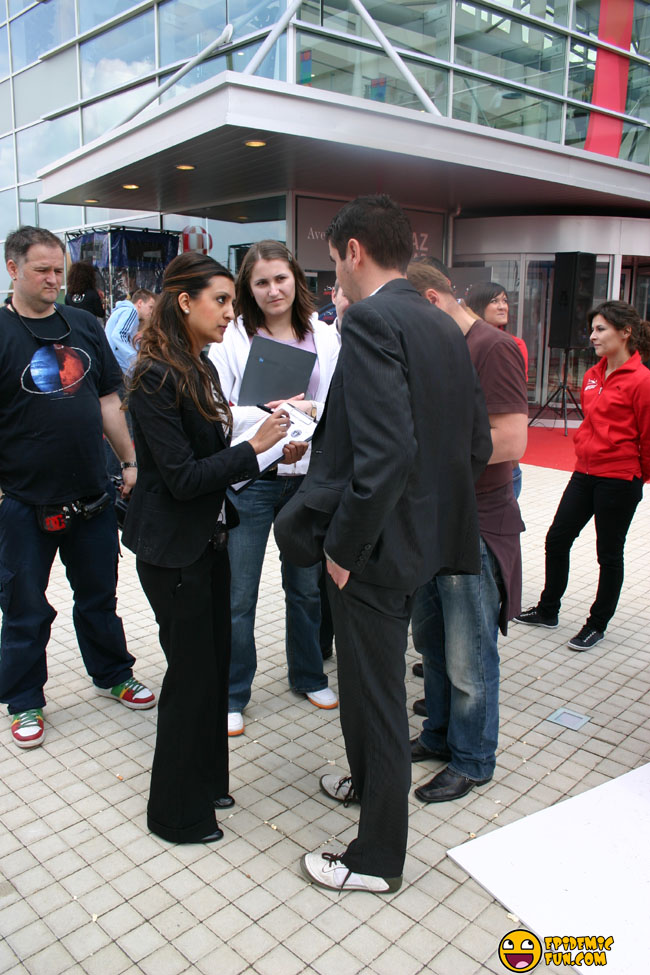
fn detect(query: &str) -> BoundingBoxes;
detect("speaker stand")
[529,348,583,437]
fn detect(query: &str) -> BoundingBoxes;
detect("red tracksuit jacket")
[574,351,650,482]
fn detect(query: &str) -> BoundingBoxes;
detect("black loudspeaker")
[548,252,597,348]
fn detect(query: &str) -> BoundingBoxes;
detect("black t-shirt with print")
[0,304,122,504]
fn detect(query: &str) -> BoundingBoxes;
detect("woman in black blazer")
[123,252,297,844]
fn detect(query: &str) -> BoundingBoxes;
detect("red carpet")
[522,425,577,472]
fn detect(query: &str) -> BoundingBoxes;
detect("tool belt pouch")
[36,504,72,534]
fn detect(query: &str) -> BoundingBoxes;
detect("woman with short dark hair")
[515,300,650,650]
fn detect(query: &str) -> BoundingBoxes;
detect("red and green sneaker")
[11,708,45,748]
[96,677,156,710]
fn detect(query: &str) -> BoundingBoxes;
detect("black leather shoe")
[414,767,491,803]
[410,737,451,763]
[214,795,235,809]
[201,826,224,842]
[412,662,424,678]
[321,644,333,660]
[412,698,427,717]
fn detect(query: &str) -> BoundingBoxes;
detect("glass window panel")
[159,0,227,68]
[38,202,84,231]
[564,103,590,148]
[16,112,79,182]
[18,180,39,226]
[455,2,566,95]
[0,25,8,79]
[318,1,451,61]
[296,32,447,112]
[228,0,282,38]
[79,1,140,33]
[298,1,321,26]
[453,74,562,142]
[161,36,285,98]
[82,82,157,143]
[575,0,650,55]
[632,0,650,57]
[0,131,14,187]
[486,0,568,26]
[568,40,595,102]
[8,0,30,15]
[81,11,155,99]
[13,48,78,128]
[10,0,76,72]
[0,80,11,134]
[627,58,650,121]
[565,104,650,165]
[0,186,17,244]
[619,117,650,163]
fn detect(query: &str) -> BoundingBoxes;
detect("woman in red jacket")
[515,300,650,650]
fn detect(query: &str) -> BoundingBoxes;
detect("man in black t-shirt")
[0,226,156,750]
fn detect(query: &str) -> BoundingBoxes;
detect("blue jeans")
[0,494,134,714]
[512,465,522,500]
[411,537,503,781]
[227,476,327,711]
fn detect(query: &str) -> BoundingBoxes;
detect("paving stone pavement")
[1,463,648,974]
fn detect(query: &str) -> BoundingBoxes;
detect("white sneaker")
[300,851,402,893]
[320,773,359,805]
[306,687,338,709]
[227,712,244,736]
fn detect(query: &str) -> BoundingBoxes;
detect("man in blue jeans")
[0,227,155,749]
[406,263,528,802]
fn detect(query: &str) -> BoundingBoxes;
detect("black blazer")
[274,278,492,593]
[122,356,259,568]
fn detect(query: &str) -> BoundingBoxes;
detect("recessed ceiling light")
[122,183,139,190]
[245,140,266,148]
[176,164,195,171]
[237,216,248,222]
[84,198,99,204]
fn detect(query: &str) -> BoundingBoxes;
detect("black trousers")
[326,574,412,879]
[137,546,231,843]
[539,472,643,632]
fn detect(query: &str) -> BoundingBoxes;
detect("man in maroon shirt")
[406,263,528,802]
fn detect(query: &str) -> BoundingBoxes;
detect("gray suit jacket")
[274,278,491,592]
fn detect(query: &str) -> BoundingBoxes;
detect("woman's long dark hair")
[67,261,97,295]
[235,240,315,339]
[467,281,508,321]
[588,300,650,360]
[128,252,233,427]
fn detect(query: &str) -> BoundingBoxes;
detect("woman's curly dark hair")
[128,252,233,428]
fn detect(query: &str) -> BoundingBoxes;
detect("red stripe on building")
[584,0,634,157]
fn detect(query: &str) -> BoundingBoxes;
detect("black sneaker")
[568,626,604,651]
[513,606,559,628]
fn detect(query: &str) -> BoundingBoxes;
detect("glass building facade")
[2,1,650,405]
[2,0,650,251]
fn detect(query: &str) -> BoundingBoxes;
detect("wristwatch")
[308,402,317,420]
[120,461,137,470]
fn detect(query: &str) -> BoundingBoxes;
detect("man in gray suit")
[275,195,491,894]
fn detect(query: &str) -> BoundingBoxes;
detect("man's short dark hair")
[131,288,156,303]
[4,226,64,265]
[326,195,413,274]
